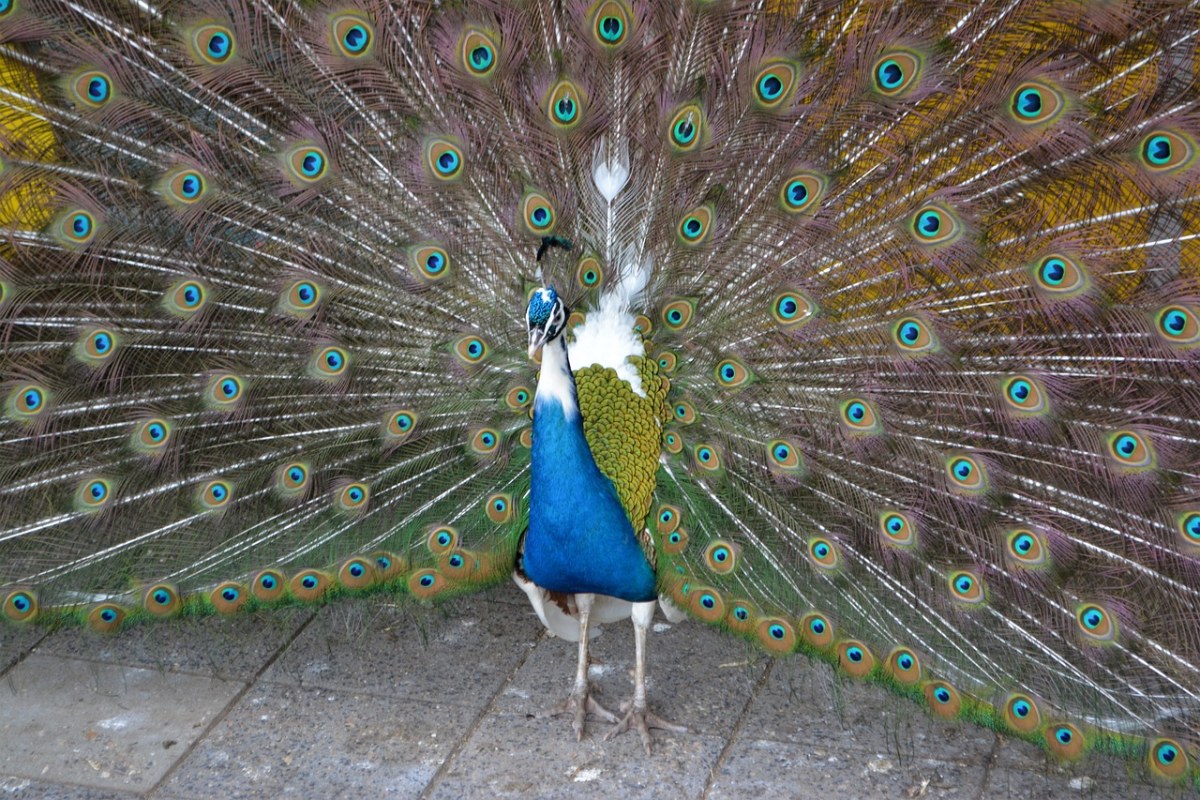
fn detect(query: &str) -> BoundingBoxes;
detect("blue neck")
[523,336,656,602]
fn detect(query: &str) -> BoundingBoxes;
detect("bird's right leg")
[536,592,619,740]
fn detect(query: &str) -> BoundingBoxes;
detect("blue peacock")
[2,0,1200,780]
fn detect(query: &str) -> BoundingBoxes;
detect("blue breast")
[524,392,657,602]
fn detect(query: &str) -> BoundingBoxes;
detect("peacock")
[1,0,1199,781]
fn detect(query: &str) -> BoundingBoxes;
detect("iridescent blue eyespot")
[302,575,318,589]
[758,74,783,100]
[769,624,786,640]
[917,210,940,236]
[471,46,492,69]
[877,60,903,89]
[934,687,951,703]
[222,587,239,602]
[1056,727,1072,745]
[1015,87,1042,117]
[897,654,913,670]
[261,575,277,589]
[1012,699,1031,718]
[846,646,863,662]
[809,618,825,634]
[420,574,435,587]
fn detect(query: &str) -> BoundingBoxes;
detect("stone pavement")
[0,583,1177,799]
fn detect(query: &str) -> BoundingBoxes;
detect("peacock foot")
[534,686,619,741]
[604,701,688,754]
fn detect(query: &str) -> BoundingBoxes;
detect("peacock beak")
[528,326,548,359]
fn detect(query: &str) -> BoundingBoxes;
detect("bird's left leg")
[605,600,687,754]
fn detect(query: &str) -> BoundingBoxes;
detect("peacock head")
[527,285,567,358]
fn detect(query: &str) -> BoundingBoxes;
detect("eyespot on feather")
[460,28,499,78]
[210,582,248,614]
[591,1,632,48]
[205,374,244,409]
[1147,738,1190,781]
[948,570,985,605]
[3,589,37,622]
[336,482,369,512]
[891,315,938,354]
[1075,603,1117,643]
[662,298,695,331]
[1105,430,1155,472]
[289,569,332,602]
[872,50,922,97]
[879,510,917,549]
[668,103,705,153]
[251,569,286,602]
[87,603,126,633]
[521,191,556,235]
[771,290,816,327]
[330,11,373,59]
[188,23,236,66]
[1138,129,1197,174]
[425,137,464,181]
[1154,305,1200,346]
[677,205,713,246]
[1045,723,1086,760]
[753,59,798,109]
[160,167,208,207]
[703,540,737,574]
[408,568,445,599]
[283,143,329,185]
[884,647,922,686]
[999,374,1049,416]
[337,557,377,590]
[800,612,834,649]
[275,461,311,498]
[838,640,876,678]
[143,583,181,618]
[75,477,113,512]
[925,681,962,718]
[382,409,417,443]
[410,245,451,283]
[1002,693,1043,734]
[546,79,584,130]
[6,383,50,421]
[67,68,114,109]
[1008,80,1066,126]
[485,492,515,523]
[909,204,960,245]
[1005,528,1051,569]
[688,586,726,623]
[946,454,988,493]
[1030,254,1088,299]
[757,617,797,654]
[197,479,232,510]
[165,279,209,317]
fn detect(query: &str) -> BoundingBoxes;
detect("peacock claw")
[535,688,619,741]
[604,703,688,754]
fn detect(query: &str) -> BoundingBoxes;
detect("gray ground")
[0,583,1180,799]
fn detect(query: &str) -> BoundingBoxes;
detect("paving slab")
[38,608,314,680]
[494,610,766,740]
[159,682,476,800]
[739,656,999,765]
[0,775,142,799]
[429,710,727,800]
[261,591,542,707]
[0,655,244,793]
[0,624,44,673]
[706,737,985,799]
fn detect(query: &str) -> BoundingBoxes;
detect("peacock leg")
[605,600,687,754]
[535,593,618,739]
